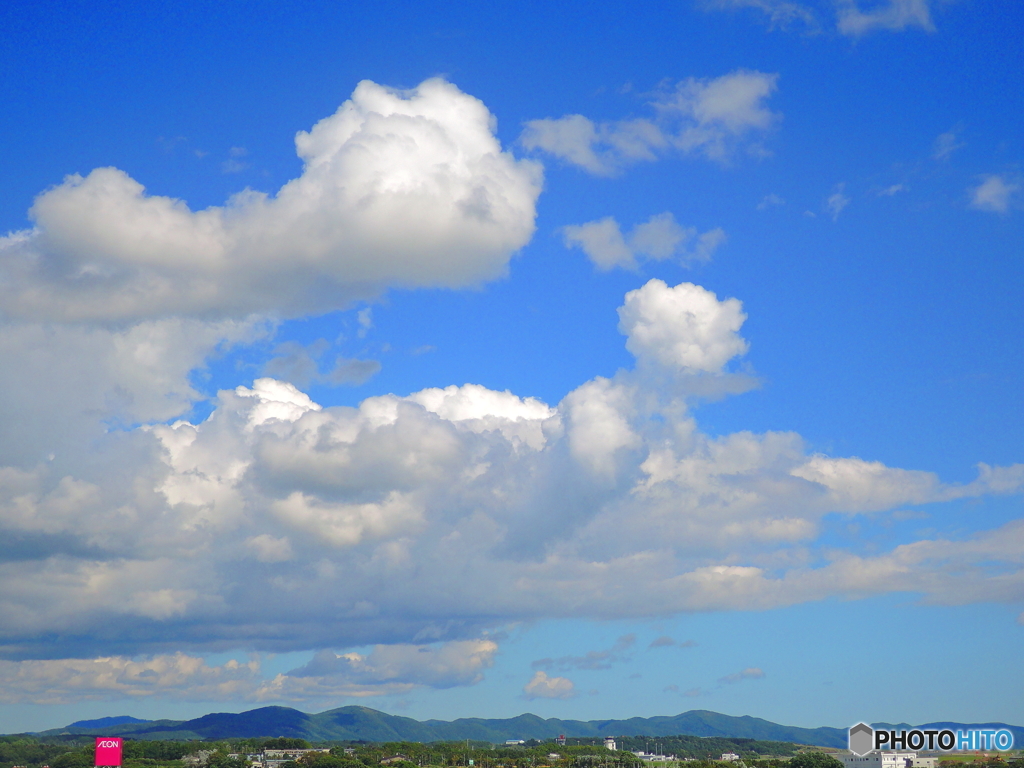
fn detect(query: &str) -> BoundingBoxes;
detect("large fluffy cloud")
[0,78,541,324]
[0,78,540,474]
[0,77,1020,702]
[1,279,1021,689]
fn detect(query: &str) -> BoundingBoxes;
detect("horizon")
[19,704,1024,739]
[1,0,1022,737]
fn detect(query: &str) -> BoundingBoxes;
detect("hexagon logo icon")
[849,723,874,756]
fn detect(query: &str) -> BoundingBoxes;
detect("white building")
[834,752,918,768]
[721,755,741,762]
[261,751,331,759]
[250,749,332,768]
[605,738,617,751]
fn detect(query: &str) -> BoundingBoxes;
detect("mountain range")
[30,706,1024,749]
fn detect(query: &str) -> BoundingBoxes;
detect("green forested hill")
[31,707,847,745]
[27,707,1024,750]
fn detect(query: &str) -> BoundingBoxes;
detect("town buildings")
[833,752,937,768]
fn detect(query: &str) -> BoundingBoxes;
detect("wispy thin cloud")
[704,0,937,37]
[701,0,819,31]
[648,635,698,649]
[222,146,250,174]
[717,666,765,685]
[933,129,964,161]
[836,0,935,36]
[562,213,725,271]
[877,183,906,197]
[521,70,780,175]
[826,183,850,220]
[969,175,1019,214]
[757,193,786,210]
[533,635,636,671]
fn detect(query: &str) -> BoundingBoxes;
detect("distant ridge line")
[28,706,1024,749]
[68,716,152,729]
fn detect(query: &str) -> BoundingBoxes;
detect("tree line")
[2,734,1021,768]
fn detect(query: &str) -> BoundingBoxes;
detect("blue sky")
[1,0,1022,736]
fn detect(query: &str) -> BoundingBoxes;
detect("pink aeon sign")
[95,738,123,767]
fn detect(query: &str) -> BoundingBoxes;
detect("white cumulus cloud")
[0,280,1022,692]
[0,78,539,476]
[0,78,542,324]
[617,279,749,373]
[523,670,577,699]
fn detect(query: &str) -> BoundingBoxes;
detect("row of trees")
[283,741,651,768]
[1,738,308,768]
[4,735,1022,768]
[0,737,81,768]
